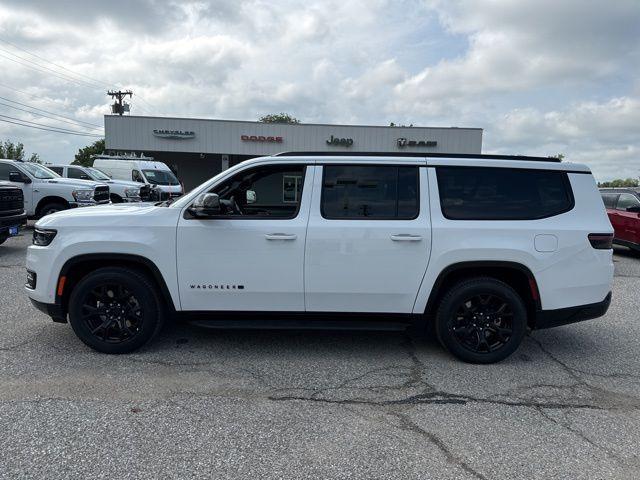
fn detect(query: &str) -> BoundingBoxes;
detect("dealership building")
[104,115,483,190]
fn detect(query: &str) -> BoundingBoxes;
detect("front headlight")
[72,189,94,202]
[33,228,57,246]
[124,187,140,198]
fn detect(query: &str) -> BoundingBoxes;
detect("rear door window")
[321,165,419,219]
[68,167,90,180]
[436,167,574,220]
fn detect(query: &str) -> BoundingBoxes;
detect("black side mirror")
[626,205,640,213]
[189,193,221,217]
[9,171,31,184]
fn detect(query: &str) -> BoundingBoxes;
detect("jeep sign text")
[326,135,354,147]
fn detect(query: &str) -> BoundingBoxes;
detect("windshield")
[20,163,59,179]
[143,169,179,185]
[87,167,111,181]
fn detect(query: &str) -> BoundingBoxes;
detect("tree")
[258,113,300,124]
[0,139,40,162]
[73,138,105,167]
[598,178,640,188]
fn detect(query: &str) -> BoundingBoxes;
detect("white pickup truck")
[0,159,110,217]
[47,164,150,203]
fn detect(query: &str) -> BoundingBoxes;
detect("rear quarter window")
[436,167,574,220]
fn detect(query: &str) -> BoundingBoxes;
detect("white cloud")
[0,0,638,179]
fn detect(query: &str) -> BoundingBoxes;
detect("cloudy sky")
[0,0,638,180]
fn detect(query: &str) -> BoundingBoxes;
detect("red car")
[600,188,640,251]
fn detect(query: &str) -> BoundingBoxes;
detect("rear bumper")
[534,292,612,329]
[29,298,67,323]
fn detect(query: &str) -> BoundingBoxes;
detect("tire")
[0,233,8,245]
[110,194,123,203]
[68,267,164,354]
[434,277,527,364]
[39,202,67,217]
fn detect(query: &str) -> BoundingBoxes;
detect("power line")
[0,94,103,129]
[0,113,102,136]
[0,115,103,137]
[0,37,116,90]
[0,37,155,114]
[0,101,104,132]
[0,49,102,90]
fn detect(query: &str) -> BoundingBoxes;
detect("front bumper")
[0,211,28,231]
[534,292,612,329]
[29,298,67,323]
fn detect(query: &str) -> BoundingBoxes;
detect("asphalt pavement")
[1,228,640,479]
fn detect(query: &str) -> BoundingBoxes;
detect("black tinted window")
[321,166,419,219]
[600,193,618,209]
[48,166,63,175]
[616,193,640,210]
[68,168,89,179]
[0,163,21,181]
[436,167,573,220]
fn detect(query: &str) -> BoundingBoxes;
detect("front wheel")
[39,202,67,217]
[0,233,8,245]
[68,267,164,353]
[435,277,527,364]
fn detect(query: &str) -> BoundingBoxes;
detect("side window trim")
[320,164,421,221]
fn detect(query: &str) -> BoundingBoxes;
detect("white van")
[92,155,183,198]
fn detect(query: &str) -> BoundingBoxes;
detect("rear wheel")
[435,277,527,364]
[0,233,8,245]
[68,267,164,354]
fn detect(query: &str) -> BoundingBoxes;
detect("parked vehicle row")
[0,156,186,219]
[0,159,110,218]
[600,188,640,251]
[47,164,150,203]
[25,153,614,363]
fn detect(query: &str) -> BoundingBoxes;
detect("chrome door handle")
[390,234,423,242]
[265,233,297,240]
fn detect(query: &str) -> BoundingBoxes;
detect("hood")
[35,202,167,228]
[42,178,107,189]
[103,178,144,188]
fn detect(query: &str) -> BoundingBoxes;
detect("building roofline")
[104,115,483,131]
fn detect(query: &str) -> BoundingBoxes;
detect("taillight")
[588,233,613,249]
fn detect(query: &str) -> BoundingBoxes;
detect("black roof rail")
[272,151,562,163]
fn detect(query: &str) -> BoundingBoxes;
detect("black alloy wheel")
[451,294,514,353]
[81,284,144,344]
[435,277,527,364]
[68,267,164,353]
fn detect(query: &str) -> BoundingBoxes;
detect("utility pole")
[107,90,132,115]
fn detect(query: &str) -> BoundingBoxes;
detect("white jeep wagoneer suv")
[25,153,614,363]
